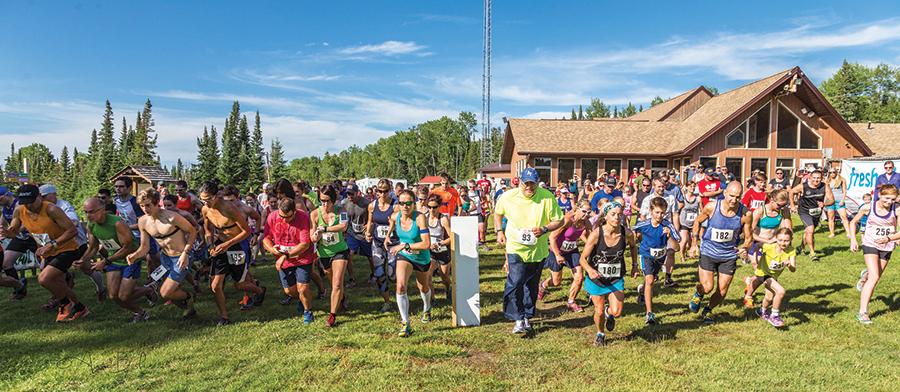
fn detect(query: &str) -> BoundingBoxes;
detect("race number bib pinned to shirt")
[808,207,822,216]
[31,233,51,246]
[376,225,389,239]
[560,240,577,253]
[322,232,339,246]
[685,212,697,222]
[649,247,665,259]
[98,238,122,252]
[351,222,365,234]
[515,229,537,246]
[872,226,895,238]
[277,245,295,254]
[768,260,785,271]
[150,265,168,281]
[710,228,733,243]
[751,200,765,210]
[595,261,622,278]
[225,250,246,266]
[431,237,447,253]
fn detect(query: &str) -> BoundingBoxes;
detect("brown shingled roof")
[849,123,900,156]
[628,87,708,122]
[108,165,178,184]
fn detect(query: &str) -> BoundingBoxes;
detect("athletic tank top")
[862,202,897,252]
[426,211,448,253]
[316,205,348,257]
[589,225,626,286]
[829,180,844,202]
[700,199,743,259]
[87,214,140,266]
[622,195,632,216]
[372,198,398,244]
[557,198,572,214]
[19,202,78,257]
[3,198,30,240]
[758,205,783,230]
[799,182,826,216]
[176,195,195,212]
[680,195,700,227]
[396,211,431,265]
[554,217,585,255]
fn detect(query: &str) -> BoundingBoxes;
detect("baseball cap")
[806,167,816,173]
[263,182,271,189]
[689,163,697,167]
[157,181,165,186]
[704,167,716,175]
[0,186,7,197]
[559,187,570,194]
[610,169,617,173]
[520,168,539,184]
[17,184,39,204]
[346,183,359,194]
[605,177,617,187]
[500,183,507,188]
[668,170,677,175]
[632,168,638,172]
[39,184,57,196]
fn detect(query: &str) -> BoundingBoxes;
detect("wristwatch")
[404,243,411,252]
[49,240,57,248]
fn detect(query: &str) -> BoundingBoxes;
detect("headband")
[603,201,623,216]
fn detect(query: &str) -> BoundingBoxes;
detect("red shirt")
[176,195,195,213]
[264,209,315,267]
[741,188,769,211]
[432,186,462,216]
[477,179,491,195]
[697,178,721,207]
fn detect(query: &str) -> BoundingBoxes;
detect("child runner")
[747,227,797,327]
[849,184,900,324]
[631,197,681,324]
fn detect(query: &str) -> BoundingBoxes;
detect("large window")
[651,160,668,178]
[699,156,718,171]
[726,102,771,149]
[776,158,794,180]
[776,102,820,149]
[725,158,743,180]
[534,158,552,184]
[581,159,598,182]
[628,159,645,176]
[604,159,622,177]
[750,158,769,176]
[558,158,575,186]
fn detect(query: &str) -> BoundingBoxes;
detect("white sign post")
[450,216,480,326]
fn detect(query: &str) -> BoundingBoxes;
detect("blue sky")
[1,1,899,168]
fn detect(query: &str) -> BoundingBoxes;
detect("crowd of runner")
[0,160,897,344]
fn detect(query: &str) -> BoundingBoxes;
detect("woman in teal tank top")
[745,189,790,308]
[385,189,433,337]
[309,184,350,327]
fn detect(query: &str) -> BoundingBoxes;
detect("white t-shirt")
[639,194,679,223]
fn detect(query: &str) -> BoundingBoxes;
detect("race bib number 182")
[710,228,733,243]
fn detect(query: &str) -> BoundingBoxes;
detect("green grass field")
[2,217,899,391]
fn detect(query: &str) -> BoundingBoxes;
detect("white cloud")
[339,41,428,56]
[521,111,570,120]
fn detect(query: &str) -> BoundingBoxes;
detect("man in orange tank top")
[0,185,89,322]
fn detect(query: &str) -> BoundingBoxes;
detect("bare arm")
[126,217,152,264]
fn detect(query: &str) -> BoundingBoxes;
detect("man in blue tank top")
[688,181,753,325]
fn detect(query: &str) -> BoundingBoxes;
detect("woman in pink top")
[849,183,900,324]
[539,200,592,312]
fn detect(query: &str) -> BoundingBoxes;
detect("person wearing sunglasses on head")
[384,189,433,337]
[538,199,592,312]
[365,179,399,313]
[825,168,851,239]
[309,184,351,328]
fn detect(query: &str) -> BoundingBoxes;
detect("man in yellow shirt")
[494,168,565,334]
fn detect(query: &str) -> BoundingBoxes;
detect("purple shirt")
[874,172,900,201]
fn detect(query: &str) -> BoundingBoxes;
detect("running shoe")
[663,278,679,287]
[193,280,203,295]
[537,280,549,300]
[857,312,873,325]
[755,307,770,321]
[317,288,327,300]
[379,302,392,313]
[280,296,293,306]
[56,302,73,322]
[303,310,314,324]
[827,233,836,238]
[636,284,645,305]
[367,274,377,284]
[688,292,702,313]
[702,308,715,325]
[42,297,60,310]
[239,295,253,310]
[741,257,750,265]
[857,270,868,292]
[340,295,349,313]
[808,252,819,262]
[768,314,785,327]
[605,313,616,332]
[253,286,267,306]
[481,244,491,251]
[345,278,356,288]
[399,322,412,337]
[145,281,159,308]
[66,306,90,322]
[182,308,197,321]
[422,310,432,323]
[645,312,657,325]
[131,310,150,324]
[250,260,256,267]
[523,318,533,331]
[259,258,268,264]
[95,287,107,302]
[566,301,584,313]
[585,294,593,307]
[512,320,526,334]
[183,294,196,320]
[743,297,754,309]
[593,332,606,347]
[216,318,230,327]
[325,313,336,327]
[164,300,173,306]
[12,278,27,300]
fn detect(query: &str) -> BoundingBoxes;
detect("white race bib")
[431,237,447,253]
[321,232,339,246]
[98,238,122,252]
[351,222,365,233]
[376,225,389,239]
[225,250,246,266]
[150,265,168,281]
[685,212,697,222]
[710,228,733,243]
[751,200,765,210]
[560,240,577,252]
[649,247,665,259]
[871,225,895,238]
[768,260,785,271]
[515,229,537,246]
[595,262,621,278]
[808,207,822,216]
[31,233,51,246]
[277,245,295,254]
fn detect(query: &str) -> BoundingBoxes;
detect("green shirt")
[495,187,564,262]
[316,206,348,257]
[87,214,141,266]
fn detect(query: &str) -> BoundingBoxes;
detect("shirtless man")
[128,189,199,321]
[163,194,204,296]
[78,197,157,323]
[198,181,265,326]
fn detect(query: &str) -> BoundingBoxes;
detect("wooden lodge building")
[498,66,895,184]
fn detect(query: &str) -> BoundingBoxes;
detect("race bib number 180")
[596,262,621,278]
[516,229,537,246]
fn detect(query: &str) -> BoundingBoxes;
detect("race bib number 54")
[516,229,537,246]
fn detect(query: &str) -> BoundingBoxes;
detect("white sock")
[397,293,409,323]
[89,271,105,291]
[420,290,431,311]
[771,309,780,316]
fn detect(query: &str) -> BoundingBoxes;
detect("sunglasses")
[578,208,590,215]
[375,189,388,194]
[428,204,440,209]
[642,184,651,187]
[175,188,185,192]
[199,197,215,204]
[114,185,127,188]
[279,211,295,219]
[320,198,332,203]
[398,201,414,206]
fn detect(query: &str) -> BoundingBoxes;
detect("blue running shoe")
[303,310,314,324]
[702,308,715,325]
[689,292,702,313]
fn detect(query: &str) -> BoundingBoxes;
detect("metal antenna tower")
[480,0,492,168]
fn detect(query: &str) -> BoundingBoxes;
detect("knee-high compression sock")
[396,293,409,323]
[88,271,105,292]
[420,290,431,311]
[4,268,18,280]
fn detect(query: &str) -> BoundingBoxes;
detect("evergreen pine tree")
[578,105,584,120]
[269,138,288,180]
[245,110,266,189]
[571,108,577,120]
